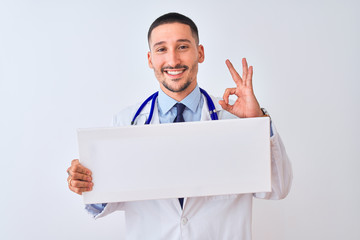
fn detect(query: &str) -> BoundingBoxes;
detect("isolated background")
[1,0,359,239]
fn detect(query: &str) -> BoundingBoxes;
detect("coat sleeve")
[91,202,125,219]
[254,121,293,200]
[214,96,293,200]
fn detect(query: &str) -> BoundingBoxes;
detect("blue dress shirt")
[157,85,204,123]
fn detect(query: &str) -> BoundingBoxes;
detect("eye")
[179,45,188,50]
[156,47,166,53]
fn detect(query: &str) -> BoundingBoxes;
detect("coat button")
[181,217,188,225]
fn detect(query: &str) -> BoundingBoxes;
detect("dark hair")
[147,12,199,46]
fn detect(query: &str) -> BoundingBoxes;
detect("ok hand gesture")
[219,58,264,118]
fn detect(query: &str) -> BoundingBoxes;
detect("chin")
[162,79,192,93]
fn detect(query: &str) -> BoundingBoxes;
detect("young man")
[67,12,292,240]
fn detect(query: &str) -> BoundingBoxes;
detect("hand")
[219,58,264,118]
[67,159,93,195]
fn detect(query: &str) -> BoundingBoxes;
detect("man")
[67,12,292,240]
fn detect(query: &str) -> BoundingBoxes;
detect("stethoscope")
[131,88,219,125]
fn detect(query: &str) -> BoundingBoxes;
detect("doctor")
[67,12,292,240]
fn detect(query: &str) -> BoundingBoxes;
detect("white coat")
[95,94,293,240]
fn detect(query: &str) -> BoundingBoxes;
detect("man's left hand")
[219,58,264,118]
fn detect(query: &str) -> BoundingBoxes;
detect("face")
[147,23,204,101]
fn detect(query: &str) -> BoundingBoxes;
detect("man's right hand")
[67,159,93,195]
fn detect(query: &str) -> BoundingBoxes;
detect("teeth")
[167,70,183,75]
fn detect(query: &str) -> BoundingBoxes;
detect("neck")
[160,81,197,102]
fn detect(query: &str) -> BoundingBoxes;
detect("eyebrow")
[152,39,192,49]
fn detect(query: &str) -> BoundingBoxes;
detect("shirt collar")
[158,85,201,114]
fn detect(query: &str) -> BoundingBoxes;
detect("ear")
[147,51,153,69]
[198,44,205,63]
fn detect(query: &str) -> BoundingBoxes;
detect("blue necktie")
[173,103,186,208]
[173,103,185,123]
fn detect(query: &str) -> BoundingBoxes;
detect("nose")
[167,49,181,67]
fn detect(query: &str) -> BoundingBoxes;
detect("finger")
[70,179,93,188]
[246,65,254,88]
[242,58,248,80]
[71,159,79,165]
[71,172,92,182]
[218,100,232,112]
[70,162,92,176]
[225,59,242,85]
[67,176,93,195]
[222,88,236,104]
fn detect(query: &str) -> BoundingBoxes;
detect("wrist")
[260,108,270,117]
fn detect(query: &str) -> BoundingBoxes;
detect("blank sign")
[78,118,271,204]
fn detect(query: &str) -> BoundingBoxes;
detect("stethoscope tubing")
[131,88,218,125]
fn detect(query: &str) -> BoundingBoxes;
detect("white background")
[0,0,359,239]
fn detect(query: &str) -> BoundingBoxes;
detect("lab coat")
[94,94,293,240]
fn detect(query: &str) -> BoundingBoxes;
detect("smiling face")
[147,23,204,101]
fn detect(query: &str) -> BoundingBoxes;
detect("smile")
[161,65,189,77]
[165,69,185,76]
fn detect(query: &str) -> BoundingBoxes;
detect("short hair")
[147,12,199,46]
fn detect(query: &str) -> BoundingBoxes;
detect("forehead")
[149,23,195,46]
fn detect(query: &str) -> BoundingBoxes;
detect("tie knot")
[173,103,186,123]
[175,103,186,115]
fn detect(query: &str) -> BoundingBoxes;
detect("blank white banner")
[78,118,271,204]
